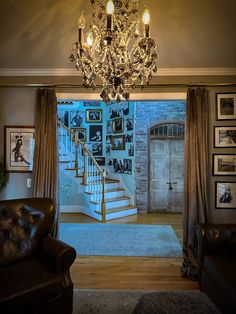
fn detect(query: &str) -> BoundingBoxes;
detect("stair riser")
[106,208,137,220]
[85,182,119,192]
[105,199,130,209]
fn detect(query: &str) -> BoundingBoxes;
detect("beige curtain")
[32,88,59,238]
[181,87,209,280]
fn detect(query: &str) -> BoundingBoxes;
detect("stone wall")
[135,101,186,212]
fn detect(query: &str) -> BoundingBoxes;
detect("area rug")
[59,224,182,257]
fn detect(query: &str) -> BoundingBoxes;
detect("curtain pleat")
[32,88,59,238]
[181,87,209,280]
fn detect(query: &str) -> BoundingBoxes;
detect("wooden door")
[150,139,184,212]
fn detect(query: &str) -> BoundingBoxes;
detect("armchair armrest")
[40,236,76,287]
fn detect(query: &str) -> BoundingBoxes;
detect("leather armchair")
[0,198,76,314]
[197,223,236,314]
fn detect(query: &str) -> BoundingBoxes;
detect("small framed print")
[213,154,236,176]
[111,135,125,150]
[214,126,236,147]
[71,128,86,142]
[112,118,123,133]
[215,182,236,209]
[86,109,102,123]
[4,126,35,172]
[95,157,105,166]
[216,93,236,120]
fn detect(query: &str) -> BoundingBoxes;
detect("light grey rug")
[59,223,182,257]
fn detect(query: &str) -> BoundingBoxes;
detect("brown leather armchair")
[198,223,236,314]
[0,198,76,314]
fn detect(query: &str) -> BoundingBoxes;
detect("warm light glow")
[78,11,86,29]
[106,0,115,15]
[86,32,93,46]
[142,8,150,25]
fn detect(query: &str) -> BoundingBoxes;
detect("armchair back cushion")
[0,198,55,267]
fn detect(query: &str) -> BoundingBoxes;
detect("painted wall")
[0,88,36,200]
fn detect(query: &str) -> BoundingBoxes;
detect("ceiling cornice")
[0,68,236,77]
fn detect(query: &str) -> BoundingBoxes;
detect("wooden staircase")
[58,121,137,221]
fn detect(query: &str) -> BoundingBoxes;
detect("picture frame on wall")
[215,181,236,209]
[111,135,125,150]
[95,157,105,166]
[70,110,84,127]
[71,128,86,142]
[214,126,236,147]
[216,93,236,120]
[86,109,102,123]
[213,154,236,176]
[112,118,123,133]
[4,126,35,172]
[89,125,103,142]
[58,110,69,127]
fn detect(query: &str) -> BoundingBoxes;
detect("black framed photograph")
[71,128,86,142]
[86,109,102,123]
[106,135,112,144]
[128,144,134,156]
[106,120,113,134]
[111,135,125,150]
[214,126,236,147]
[215,182,236,209]
[57,110,69,127]
[213,154,236,176]
[70,110,84,127]
[112,118,123,133]
[95,157,105,166]
[92,143,103,156]
[216,93,236,120]
[113,158,124,173]
[109,103,129,119]
[124,159,132,174]
[106,145,111,156]
[4,126,35,172]
[89,125,103,142]
[125,117,134,131]
[125,133,133,143]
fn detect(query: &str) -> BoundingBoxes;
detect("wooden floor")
[60,212,199,290]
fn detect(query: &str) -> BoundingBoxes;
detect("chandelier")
[69,0,157,103]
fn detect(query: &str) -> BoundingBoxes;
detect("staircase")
[58,121,137,221]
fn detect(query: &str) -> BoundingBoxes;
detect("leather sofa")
[0,198,76,314]
[198,223,236,314]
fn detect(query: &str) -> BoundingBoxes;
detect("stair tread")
[85,187,125,195]
[89,196,130,205]
[95,205,137,214]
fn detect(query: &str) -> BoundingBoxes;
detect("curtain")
[181,87,209,280]
[32,88,59,238]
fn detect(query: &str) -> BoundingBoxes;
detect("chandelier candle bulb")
[106,0,114,30]
[78,11,86,43]
[142,8,150,37]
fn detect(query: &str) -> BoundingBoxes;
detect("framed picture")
[89,125,103,142]
[128,144,134,156]
[83,101,101,107]
[214,126,236,147]
[113,158,124,173]
[70,110,84,127]
[109,103,129,119]
[71,128,86,142]
[57,110,69,127]
[215,182,236,209]
[95,157,105,166]
[125,117,134,131]
[4,126,35,172]
[124,159,132,174]
[111,135,125,150]
[213,154,236,176]
[106,120,113,135]
[125,133,133,143]
[216,93,236,120]
[86,109,102,123]
[92,143,103,156]
[112,118,123,133]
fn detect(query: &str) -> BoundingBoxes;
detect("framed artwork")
[70,110,84,127]
[106,135,112,144]
[106,120,113,134]
[111,135,125,150]
[83,101,101,107]
[89,125,103,142]
[71,128,86,142]
[125,133,133,143]
[95,157,105,166]
[112,118,123,133]
[92,143,103,156]
[213,154,236,176]
[106,145,111,156]
[124,159,132,174]
[216,93,236,120]
[214,126,236,147]
[215,182,236,209]
[57,110,69,127]
[4,126,35,172]
[86,109,102,123]
[113,159,124,173]
[125,117,134,131]
[128,144,134,156]
[109,103,129,119]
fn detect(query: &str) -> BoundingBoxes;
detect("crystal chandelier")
[69,0,157,103]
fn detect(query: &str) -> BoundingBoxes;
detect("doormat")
[59,224,182,257]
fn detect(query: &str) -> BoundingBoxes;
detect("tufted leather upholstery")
[0,198,76,314]
[198,223,236,314]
